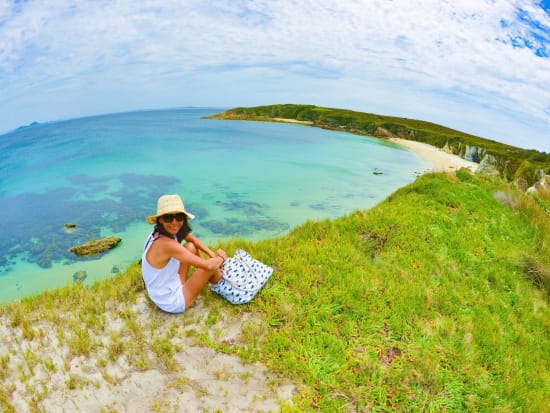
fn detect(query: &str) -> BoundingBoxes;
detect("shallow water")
[0,107,430,303]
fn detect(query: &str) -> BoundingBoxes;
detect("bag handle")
[222,255,261,292]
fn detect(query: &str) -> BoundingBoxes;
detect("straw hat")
[146,194,195,224]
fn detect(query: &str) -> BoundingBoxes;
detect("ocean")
[0,107,430,303]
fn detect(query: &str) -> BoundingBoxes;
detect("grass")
[0,171,549,411]
[220,171,550,411]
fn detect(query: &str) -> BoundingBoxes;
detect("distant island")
[15,121,40,131]
[207,104,550,189]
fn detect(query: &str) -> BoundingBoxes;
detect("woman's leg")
[179,240,223,308]
[178,241,200,283]
[182,267,222,308]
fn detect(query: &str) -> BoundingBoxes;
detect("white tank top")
[141,234,185,313]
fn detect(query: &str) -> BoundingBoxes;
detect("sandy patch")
[389,137,479,173]
[0,296,295,412]
[271,117,313,125]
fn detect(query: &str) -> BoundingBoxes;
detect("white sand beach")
[389,137,479,173]
[269,118,479,173]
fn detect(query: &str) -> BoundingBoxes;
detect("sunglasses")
[160,213,186,223]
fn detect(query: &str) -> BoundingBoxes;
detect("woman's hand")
[215,249,227,261]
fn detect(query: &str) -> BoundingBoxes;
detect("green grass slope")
[208,104,550,186]
[246,171,550,411]
[1,172,549,412]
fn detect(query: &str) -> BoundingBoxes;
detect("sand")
[389,137,479,173]
[0,296,295,412]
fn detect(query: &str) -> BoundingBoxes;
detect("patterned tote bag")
[211,249,273,304]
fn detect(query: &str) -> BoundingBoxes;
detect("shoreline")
[242,116,480,174]
[389,137,479,173]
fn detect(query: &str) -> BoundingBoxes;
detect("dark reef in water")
[215,200,268,215]
[0,173,179,272]
[202,218,289,236]
[0,172,294,273]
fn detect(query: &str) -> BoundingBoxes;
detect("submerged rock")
[69,236,122,256]
[72,270,87,283]
[64,223,77,234]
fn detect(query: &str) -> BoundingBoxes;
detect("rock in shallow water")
[69,236,122,256]
[72,270,87,283]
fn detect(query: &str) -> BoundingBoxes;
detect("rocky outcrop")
[373,127,395,138]
[371,126,416,140]
[462,145,486,163]
[70,236,122,256]
[527,174,550,195]
[442,142,487,163]
[64,223,77,234]
[477,154,500,176]
[72,270,87,283]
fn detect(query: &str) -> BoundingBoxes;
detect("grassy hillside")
[1,171,548,411]
[207,104,550,186]
[249,171,550,411]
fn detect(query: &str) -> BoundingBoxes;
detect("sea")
[0,107,431,303]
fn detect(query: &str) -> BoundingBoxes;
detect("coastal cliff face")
[477,154,501,176]
[441,143,502,176]
[443,142,487,163]
[339,124,548,192]
[463,144,486,162]
[373,126,416,140]
[527,174,550,194]
[414,140,549,194]
[370,129,530,184]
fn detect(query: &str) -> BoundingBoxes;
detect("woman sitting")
[142,194,226,313]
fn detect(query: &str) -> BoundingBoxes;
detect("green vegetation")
[207,104,550,186]
[0,170,548,411]
[249,172,550,411]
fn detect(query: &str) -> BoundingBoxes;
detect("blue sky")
[0,0,549,151]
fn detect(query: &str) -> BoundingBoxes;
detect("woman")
[142,194,227,313]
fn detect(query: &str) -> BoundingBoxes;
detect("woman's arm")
[185,234,227,260]
[155,237,224,271]
[185,233,214,257]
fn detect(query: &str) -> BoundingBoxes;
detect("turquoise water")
[0,108,430,303]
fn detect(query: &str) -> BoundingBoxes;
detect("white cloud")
[0,0,548,150]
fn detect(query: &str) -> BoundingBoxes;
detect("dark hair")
[154,216,192,243]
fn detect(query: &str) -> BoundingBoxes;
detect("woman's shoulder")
[147,234,180,259]
[155,234,181,249]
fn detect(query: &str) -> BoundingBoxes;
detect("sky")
[0,0,549,151]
